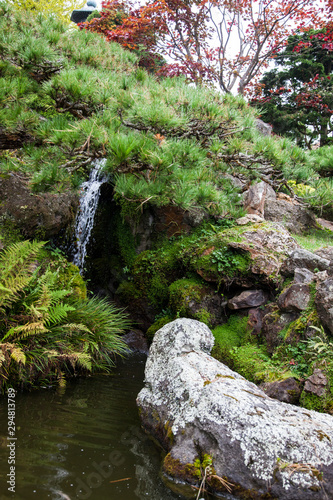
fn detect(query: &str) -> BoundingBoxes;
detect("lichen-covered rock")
[243,181,275,217]
[315,279,333,335]
[137,318,333,499]
[314,246,333,274]
[294,267,315,284]
[227,222,299,284]
[277,283,311,312]
[281,249,330,277]
[264,197,317,234]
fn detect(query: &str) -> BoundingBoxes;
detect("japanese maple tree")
[81,0,329,94]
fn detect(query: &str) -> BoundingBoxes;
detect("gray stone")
[243,181,275,217]
[315,279,333,335]
[314,246,333,264]
[256,119,273,136]
[264,198,317,234]
[304,369,329,398]
[228,289,268,310]
[277,283,311,312]
[137,319,333,500]
[281,248,330,276]
[294,267,315,284]
[122,329,149,355]
[314,246,333,275]
[236,214,265,225]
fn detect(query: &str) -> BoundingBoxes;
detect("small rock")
[256,118,273,136]
[314,246,333,264]
[247,307,266,335]
[262,307,299,354]
[317,218,333,232]
[260,377,302,404]
[294,267,315,284]
[304,369,329,397]
[243,181,275,217]
[281,248,330,276]
[122,329,149,355]
[277,283,311,312]
[236,214,265,225]
[228,289,268,310]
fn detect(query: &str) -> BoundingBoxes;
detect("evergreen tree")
[251,27,333,149]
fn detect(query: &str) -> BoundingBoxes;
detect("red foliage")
[81,0,330,94]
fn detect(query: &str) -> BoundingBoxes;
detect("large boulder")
[0,173,78,239]
[264,195,317,234]
[243,181,316,234]
[137,319,333,499]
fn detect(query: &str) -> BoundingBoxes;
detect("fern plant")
[0,241,129,392]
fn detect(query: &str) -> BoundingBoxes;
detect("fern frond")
[45,303,75,327]
[0,240,45,309]
[10,347,26,365]
[72,352,92,371]
[2,322,48,342]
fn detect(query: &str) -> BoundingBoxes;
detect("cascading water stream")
[72,159,107,272]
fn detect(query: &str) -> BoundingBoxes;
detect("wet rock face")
[0,173,78,239]
[137,319,333,500]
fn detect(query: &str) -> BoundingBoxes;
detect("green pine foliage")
[0,3,330,218]
[0,241,129,392]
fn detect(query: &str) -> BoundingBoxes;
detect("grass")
[293,228,333,252]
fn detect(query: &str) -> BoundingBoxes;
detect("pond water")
[0,356,185,500]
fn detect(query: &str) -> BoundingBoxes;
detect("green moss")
[293,228,333,252]
[146,316,173,341]
[57,262,87,300]
[0,216,24,247]
[211,315,249,364]
[163,453,200,483]
[300,391,333,413]
[115,281,141,302]
[115,214,137,267]
[168,277,213,325]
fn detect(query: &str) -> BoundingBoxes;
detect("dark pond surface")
[0,356,185,500]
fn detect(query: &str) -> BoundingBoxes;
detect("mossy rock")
[168,277,217,327]
[57,262,87,300]
[146,316,174,341]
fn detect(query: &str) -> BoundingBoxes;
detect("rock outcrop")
[0,173,78,239]
[137,319,333,500]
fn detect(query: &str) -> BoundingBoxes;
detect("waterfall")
[72,159,107,272]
